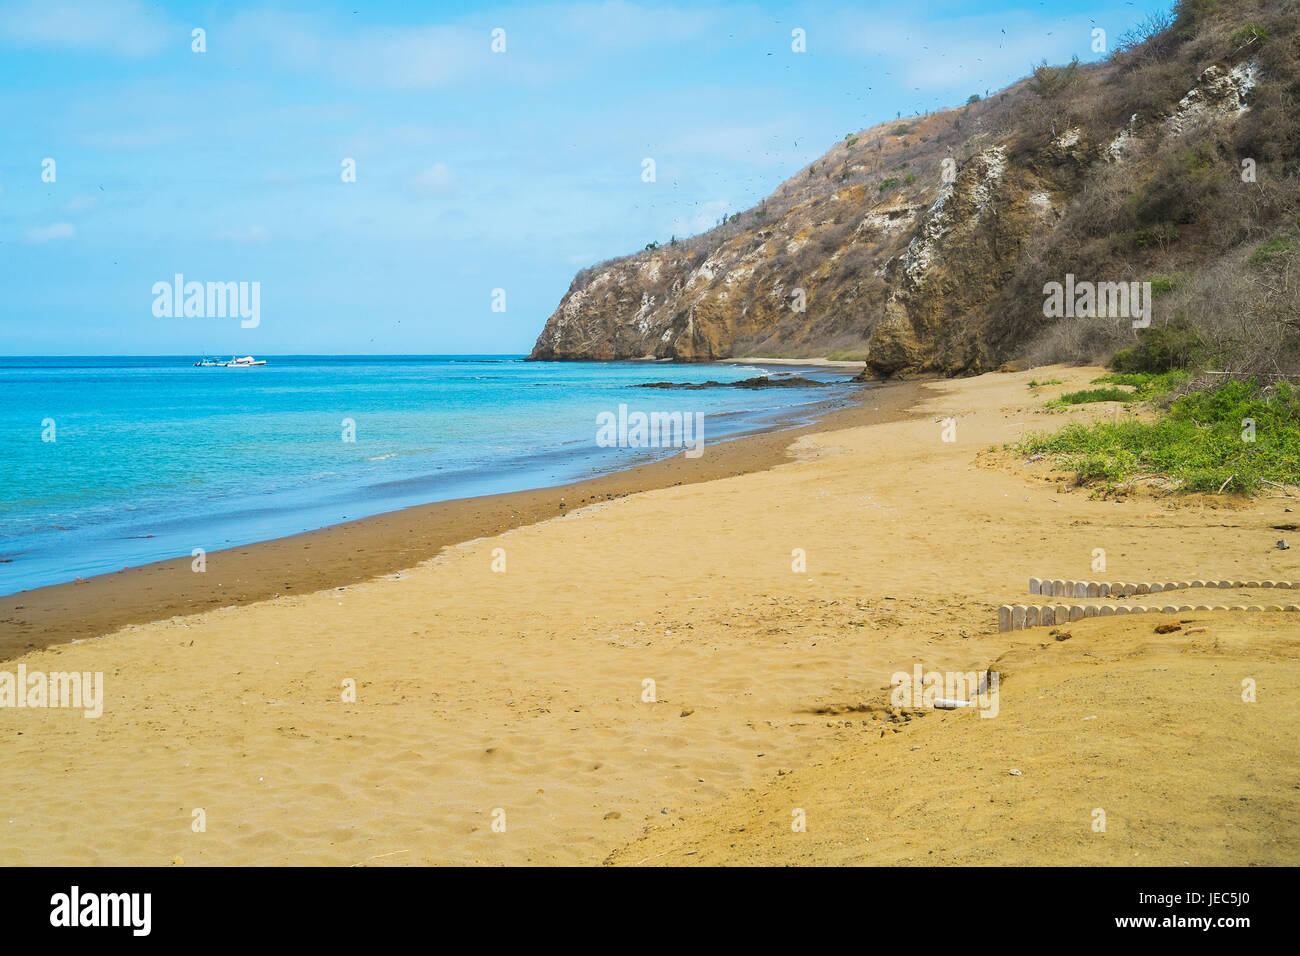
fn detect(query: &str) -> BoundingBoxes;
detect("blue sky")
[0,0,1171,355]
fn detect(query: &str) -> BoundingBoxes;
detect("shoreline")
[0,377,929,662]
[2,363,1296,866]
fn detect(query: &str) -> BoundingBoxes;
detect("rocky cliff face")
[529,0,1297,376]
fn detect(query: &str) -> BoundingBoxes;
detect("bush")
[1092,370,1192,397]
[1022,380,1300,494]
[1230,24,1270,46]
[1050,387,1136,405]
[1029,58,1082,98]
[1250,235,1295,268]
[1111,316,1206,372]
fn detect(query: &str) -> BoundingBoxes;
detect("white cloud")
[411,163,454,193]
[25,222,76,242]
[831,10,1099,92]
[216,225,270,242]
[562,1,724,50]
[0,0,171,57]
[224,12,487,89]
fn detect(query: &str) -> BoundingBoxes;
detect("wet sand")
[0,379,924,660]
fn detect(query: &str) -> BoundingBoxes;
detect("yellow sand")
[2,366,1296,866]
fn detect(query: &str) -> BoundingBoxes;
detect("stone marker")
[1070,605,1085,622]
[1012,605,1027,629]
[1029,577,1042,595]
[1073,582,1088,598]
[1099,604,1115,616]
[998,606,1012,632]
[1040,606,1055,626]
[1136,583,1150,595]
[1087,582,1100,597]
[1150,582,1164,593]
[1084,605,1098,617]
[1026,606,1040,627]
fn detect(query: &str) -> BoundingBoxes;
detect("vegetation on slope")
[1024,379,1300,494]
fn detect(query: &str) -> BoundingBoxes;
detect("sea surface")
[0,355,860,595]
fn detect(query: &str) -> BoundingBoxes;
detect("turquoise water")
[0,356,859,595]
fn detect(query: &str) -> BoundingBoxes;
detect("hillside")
[529,0,1300,378]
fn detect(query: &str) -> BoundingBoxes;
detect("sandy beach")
[2,366,1296,866]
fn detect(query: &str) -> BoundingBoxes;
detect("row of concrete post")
[998,602,1300,631]
[1028,578,1299,597]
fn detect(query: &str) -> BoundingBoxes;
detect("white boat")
[222,355,266,367]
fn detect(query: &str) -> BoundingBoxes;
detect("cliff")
[529,0,1300,377]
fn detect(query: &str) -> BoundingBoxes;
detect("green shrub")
[1134,224,1181,249]
[1092,369,1191,397]
[1111,316,1206,373]
[1050,387,1135,406]
[1250,235,1295,268]
[1230,24,1270,45]
[1022,380,1300,494]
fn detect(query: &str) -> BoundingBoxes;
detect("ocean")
[0,355,859,595]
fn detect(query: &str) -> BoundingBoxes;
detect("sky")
[0,0,1173,355]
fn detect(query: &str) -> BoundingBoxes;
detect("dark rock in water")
[633,375,833,390]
